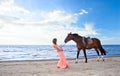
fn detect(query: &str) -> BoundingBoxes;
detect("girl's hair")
[52,38,57,44]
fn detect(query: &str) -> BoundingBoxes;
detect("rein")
[60,43,66,48]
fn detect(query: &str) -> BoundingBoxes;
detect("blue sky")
[0,0,120,45]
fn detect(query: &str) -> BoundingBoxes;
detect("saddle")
[82,37,93,47]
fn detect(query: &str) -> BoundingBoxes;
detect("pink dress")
[53,45,69,69]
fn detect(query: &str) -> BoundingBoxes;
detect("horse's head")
[64,32,73,43]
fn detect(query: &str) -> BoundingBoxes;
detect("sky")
[0,0,120,45]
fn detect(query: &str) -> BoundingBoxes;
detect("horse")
[64,32,106,63]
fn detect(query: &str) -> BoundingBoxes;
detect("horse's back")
[92,38,101,43]
[90,38,102,47]
[87,38,93,45]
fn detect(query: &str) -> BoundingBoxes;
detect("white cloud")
[0,0,14,5]
[0,0,97,45]
[0,0,30,24]
[0,0,29,14]
[42,10,78,26]
[97,36,120,45]
[84,23,97,35]
[79,9,88,15]
[74,9,88,16]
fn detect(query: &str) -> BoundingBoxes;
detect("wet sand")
[0,57,120,76]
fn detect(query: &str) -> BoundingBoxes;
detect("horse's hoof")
[75,61,78,64]
[75,62,78,64]
[102,59,105,61]
[97,60,100,62]
[85,61,87,63]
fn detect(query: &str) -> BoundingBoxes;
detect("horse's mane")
[72,33,82,38]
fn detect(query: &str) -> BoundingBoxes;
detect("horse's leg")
[101,55,105,61]
[75,50,80,63]
[83,49,87,63]
[99,49,105,61]
[99,49,104,61]
[95,48,100,61]
[99,45,106,61]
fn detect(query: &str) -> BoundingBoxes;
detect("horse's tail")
[100,46,106,55]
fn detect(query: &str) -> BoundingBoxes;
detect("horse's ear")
[69,32,72,34]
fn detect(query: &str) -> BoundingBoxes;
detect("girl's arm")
[53,45,63,52]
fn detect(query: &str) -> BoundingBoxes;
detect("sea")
[0,45,120,61]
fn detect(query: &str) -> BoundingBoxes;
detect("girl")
[52,38,69,69]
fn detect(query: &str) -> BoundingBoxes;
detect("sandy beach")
[0,57,120,76]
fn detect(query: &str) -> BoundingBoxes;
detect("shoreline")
[0,55,120,62]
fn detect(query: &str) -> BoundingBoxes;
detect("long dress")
[53,44,69,69]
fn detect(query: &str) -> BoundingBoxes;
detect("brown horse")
[64,32,106,63]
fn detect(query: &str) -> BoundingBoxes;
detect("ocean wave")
[0,45,120,61]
